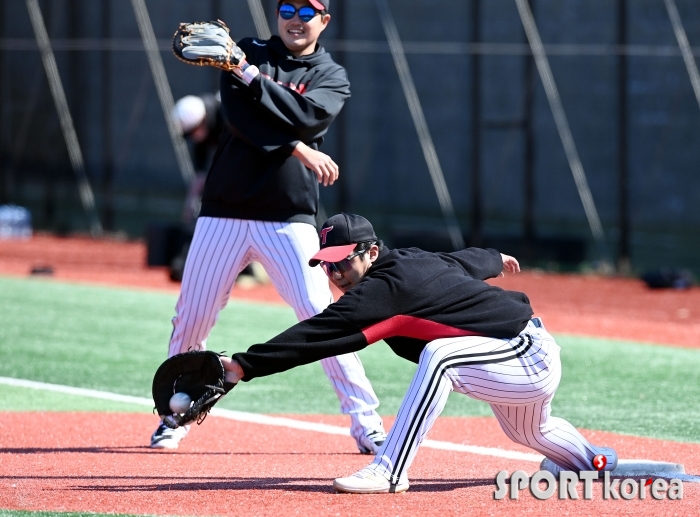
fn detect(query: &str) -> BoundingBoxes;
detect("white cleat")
[333,467,409,494]
[150,422,189,449]
[357,429,387,455]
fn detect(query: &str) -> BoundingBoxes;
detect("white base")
[608,459,684,477]
[540,459,700,482]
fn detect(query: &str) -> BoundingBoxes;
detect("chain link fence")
[1,0,699,276]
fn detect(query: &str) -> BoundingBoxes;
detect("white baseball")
[169,392,192,413]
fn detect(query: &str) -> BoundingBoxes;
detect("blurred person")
[171,93,265,284]
[219,213,619,493]
[169,93,222,282]
[172,93,223,225]
[151,0,387,454]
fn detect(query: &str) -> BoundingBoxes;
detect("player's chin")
[283,34,309,49]
[332,281,351,293]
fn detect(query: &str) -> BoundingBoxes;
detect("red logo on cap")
[320,226,333,245]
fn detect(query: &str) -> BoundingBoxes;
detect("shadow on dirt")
[0,447,362,456]
[26,476,496,493]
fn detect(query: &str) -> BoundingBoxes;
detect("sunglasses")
[320,250,366,276]
[278,3,324,23]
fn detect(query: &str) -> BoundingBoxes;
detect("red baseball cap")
[308,0,329,10]
[279,0,329,12]
[309,213,378,267]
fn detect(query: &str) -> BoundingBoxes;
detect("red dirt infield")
[0,413,697,517]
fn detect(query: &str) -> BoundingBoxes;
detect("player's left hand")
[500,253,520,276]
[220,355,245,383]
[292,142,339,186]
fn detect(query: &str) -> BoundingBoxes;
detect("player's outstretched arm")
[292,142,339,186]
[500,253,521,276]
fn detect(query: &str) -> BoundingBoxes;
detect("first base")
[540,459,686,478]
[607,459,684,477]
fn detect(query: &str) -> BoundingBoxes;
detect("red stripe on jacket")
[361,315,482,345]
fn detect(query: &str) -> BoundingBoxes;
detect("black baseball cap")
[309,213,377,267]
[278,0,329,12]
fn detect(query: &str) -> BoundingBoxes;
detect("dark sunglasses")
[278,3,324,23]
[320,250,366,276]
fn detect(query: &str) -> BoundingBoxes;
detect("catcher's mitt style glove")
[172,20,247,71]
[152,350,235,429]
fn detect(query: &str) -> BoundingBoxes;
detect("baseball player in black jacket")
[221,213,619,494]
[152,0,386,455]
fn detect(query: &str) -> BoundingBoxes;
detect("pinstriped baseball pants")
[368,319,601,484]
[169,217,384,442]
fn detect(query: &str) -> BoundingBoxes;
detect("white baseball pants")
[169,217,384,443]
[367,319,602,485]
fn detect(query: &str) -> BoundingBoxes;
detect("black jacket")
[233,247,534,380]
[200,36,351,226]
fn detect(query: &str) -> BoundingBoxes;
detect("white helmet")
[172,95,206,133]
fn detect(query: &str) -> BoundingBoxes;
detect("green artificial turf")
[552,334,700,442]
[1,275,699,443]
[0,384,151,412]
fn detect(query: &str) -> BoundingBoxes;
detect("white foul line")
[0,376,542,463]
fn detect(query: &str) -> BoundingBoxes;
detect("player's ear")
[319,13,331,31]
[368,244,379,263]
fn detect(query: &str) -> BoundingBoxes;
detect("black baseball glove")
[172,20,246,71]
[152,350,235,429]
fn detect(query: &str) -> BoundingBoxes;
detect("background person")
[171,93,223,225]
[171,93,266,284]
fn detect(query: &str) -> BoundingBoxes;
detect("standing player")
[150,0,387,453]
[219,213,619,493]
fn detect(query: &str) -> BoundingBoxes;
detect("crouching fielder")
[222,213,618,493]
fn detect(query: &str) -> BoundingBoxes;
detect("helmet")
[172,95,206,134]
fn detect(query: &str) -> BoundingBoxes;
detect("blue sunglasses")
[278,3,324,23]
